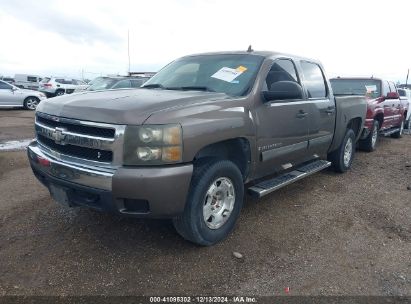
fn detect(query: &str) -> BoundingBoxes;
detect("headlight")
[123,124,183,165]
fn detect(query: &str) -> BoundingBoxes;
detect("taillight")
[44,83,52,87]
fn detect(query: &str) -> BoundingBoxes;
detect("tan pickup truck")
[28,50,367,245]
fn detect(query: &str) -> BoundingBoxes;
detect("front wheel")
[328,129,356,173]
[23,97,40,110]
[359,120,379,152]
[173,160,244,246]
[55,90,65,96]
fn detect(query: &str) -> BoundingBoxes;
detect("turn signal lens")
[163,126,182,145]
[162,146,182,162]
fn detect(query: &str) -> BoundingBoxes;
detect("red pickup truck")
[330,77,405,151]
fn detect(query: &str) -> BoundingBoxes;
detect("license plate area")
[49,184,70,206]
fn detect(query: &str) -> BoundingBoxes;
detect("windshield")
[330,79,382,99]
[142,54,264,96]
[87,78,123,91]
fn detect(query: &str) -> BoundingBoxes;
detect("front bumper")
[27,142,193,217]
[360,119,374,139]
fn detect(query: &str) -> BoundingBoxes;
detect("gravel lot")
[0,110,410,296]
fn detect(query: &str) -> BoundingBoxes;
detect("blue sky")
[0,0,410,82]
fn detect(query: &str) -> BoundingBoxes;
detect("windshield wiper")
[166,86,216,92]
[142,83,165,89]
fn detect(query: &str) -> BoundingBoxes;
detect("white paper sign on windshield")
[365,85,377,92]
[211,66,247,83]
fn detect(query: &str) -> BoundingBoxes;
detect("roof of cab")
[330,76,385,81]
[181,50,321,64]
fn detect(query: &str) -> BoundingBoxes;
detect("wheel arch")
[346,117,363,139]
[193,137,251,181]
[374,113,384,129]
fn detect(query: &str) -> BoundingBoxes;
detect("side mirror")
[386,92,399,99]
[11,87,18,92]
[262,81,303,102]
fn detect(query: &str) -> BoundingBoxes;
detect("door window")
[27,76,37,82]
[112,80,131,89]
[300,61,327,98]
[0,81,11,89]
[382,81,390,96]
[264,59,299,91]
[388,82,397,92]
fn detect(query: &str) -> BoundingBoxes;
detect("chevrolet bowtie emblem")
[52,127,67,145]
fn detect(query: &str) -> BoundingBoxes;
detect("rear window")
[41,77,51,83]
[330,79,382,99]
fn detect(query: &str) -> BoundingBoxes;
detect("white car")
[398,88,411,130]
[0,80,47,110]
[14,74,42,90]
[39,77,88,97]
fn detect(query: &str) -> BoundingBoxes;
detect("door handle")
[383,105,390,108]
[296,110,308,119]
[325,107,335,114]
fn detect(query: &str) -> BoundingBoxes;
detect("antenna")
[406,69,409,87]
[127,30,131,75]
[247,45,253,52]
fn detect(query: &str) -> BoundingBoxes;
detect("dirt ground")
[0,109,35,142]
[0,110,410,296]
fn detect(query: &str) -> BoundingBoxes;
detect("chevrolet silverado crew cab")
[330,77,405,151]
[28,51,367,246]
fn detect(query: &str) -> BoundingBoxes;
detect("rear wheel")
[173,159,244,246]
[391,120,404,138]
[23,96,39,110]
[359,120,379,152]
[55,90,65,96]
[328,128,356,173]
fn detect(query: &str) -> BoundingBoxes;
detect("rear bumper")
[27,142,193,217]
[39,88,56,94]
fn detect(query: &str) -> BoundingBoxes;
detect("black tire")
[23,96,40,110]
[55,90,65,96]
[328,129,356,173]
[391,120,404,138]
[173,159,244,246]
[359,120,379,152]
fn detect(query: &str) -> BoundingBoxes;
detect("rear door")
[299,61,335,157]
[254,58,310,177]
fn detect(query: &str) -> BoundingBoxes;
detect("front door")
[0,82,20,106]
[254,58,310,178]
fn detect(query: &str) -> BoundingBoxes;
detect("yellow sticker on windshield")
[236,66,248,72]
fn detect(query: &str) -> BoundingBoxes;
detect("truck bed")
[329,95,367,152]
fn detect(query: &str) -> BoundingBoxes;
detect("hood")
[36,88,230,125]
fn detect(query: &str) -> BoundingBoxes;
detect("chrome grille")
[35,112,126,168]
